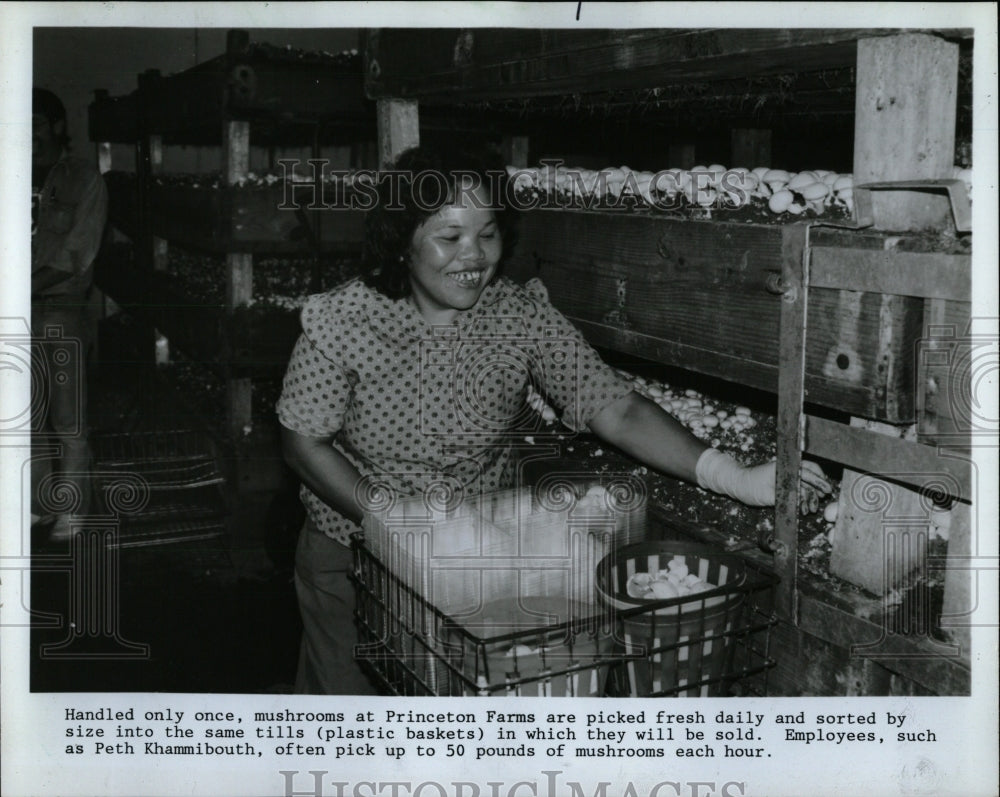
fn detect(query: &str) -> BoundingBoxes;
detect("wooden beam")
[853,33,959,231]
[805,415,972,501]
[798,590,970,694]
[501,209,924,421]
[810,247,971,301]
[830,465,929,594]
[223,120,250,187]
[939,501,973,658]
[152,237,168,273]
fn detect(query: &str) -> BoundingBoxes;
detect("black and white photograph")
[1,3,997,797]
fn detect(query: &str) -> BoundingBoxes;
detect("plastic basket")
[595,541,766,697]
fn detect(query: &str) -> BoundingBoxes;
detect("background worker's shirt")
[32,154,108,304]
[277,276,633,545]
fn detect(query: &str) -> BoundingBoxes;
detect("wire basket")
[351,535,621,696]
[351,486,777,697]
[92,429,227,548]
[351,534,778,698]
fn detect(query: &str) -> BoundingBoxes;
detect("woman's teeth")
[450,270,484,287]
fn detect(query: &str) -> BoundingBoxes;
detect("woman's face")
[407,185,502,324]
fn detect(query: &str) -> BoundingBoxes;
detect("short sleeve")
[277,298,353,438]
[520,283,633,431]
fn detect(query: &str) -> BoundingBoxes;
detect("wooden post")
[152,238,169,273]
[731,128,772,168]
[854,33,959,231]
[502,136,530,168]
[223,120,253,440]
[940,499,972,660]
[837,27,960,598]
[149,134,163,173]
[667,143,696,170]
[773,224,809,621]
[96,141,112,175]
[376,99,420,168]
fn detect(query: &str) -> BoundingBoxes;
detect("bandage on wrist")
[695,448,772,506]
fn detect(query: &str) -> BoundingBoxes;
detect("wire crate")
[351,536,623,696]
[350,529,779,697]
[92,429,227,548]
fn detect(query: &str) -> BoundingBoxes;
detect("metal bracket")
[819,178,971,233]
[858,178,972,233]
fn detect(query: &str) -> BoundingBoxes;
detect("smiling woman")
[276,141,831,694]
[405,186,503,324]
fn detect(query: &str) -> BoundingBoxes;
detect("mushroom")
[768,188,795,213]
[800,181,831,214]
[787,171,819,192]
[653,169,684,200]
[706,163,728,188]
[832,174,853,191]
[634,171,657,205]
[650,580,680,599]
[763,168,791,193]
[605,167,627,198]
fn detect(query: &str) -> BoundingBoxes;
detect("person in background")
[31,88,107,541]
[278,143,831,694]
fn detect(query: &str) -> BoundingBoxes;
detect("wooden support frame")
[772,224,810,621]
[854,33,960,232]
[223,120,254,440]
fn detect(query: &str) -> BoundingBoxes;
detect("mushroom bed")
[163,357,283,435]
[164,245,362,309]
[506,162,972,222]
[523,369,949,640]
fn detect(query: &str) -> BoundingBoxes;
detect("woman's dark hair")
[361,143,519,298]
[33,88,70,148]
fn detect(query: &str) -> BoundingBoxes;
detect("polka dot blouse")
[277,276,633,545]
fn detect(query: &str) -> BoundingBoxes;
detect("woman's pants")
[293,519,379,695]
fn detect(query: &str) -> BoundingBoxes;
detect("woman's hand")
[588,392,832,512]
[698,449,832,512]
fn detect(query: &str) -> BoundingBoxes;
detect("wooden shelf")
[95,250,302,377]
[90,40,373,146]
[503,209,949,422]
[106,172,364,254]
[365,28,971,104]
